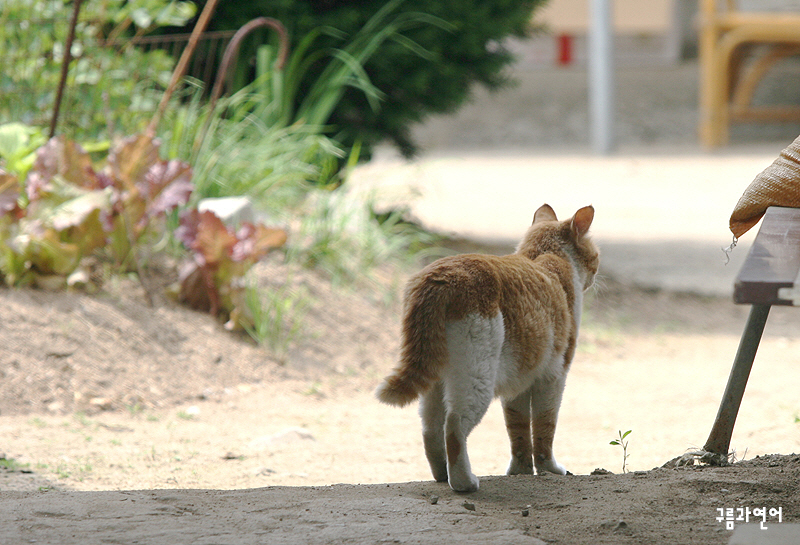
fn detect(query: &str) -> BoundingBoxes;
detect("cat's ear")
[532,204,558,224]
[570,205,594,238]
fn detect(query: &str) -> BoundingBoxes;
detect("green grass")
[287,190,439,286]
[0,457,30,472]
[243,278,311,359]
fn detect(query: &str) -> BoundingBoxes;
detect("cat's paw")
[431,464,449,483]
[535,457,567,476]
[506,456,534,475]
[449,471,479,493]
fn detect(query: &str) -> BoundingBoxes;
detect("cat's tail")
[375,276,450,407]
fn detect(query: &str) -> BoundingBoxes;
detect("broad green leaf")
[50,187,112,231]
[0,123,45,177]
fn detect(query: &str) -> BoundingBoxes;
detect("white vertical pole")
[589,0,615,154]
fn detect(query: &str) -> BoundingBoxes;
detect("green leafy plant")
[0,132,192,287]
[0,0,196,141]
[208,0,546,158]
[610,429,632,474]
[0,123,46,178]
[287,190,438,286]
[249,0,451,135]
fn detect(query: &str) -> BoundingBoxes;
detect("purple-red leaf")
[0,171,22,219]
[231,222,288,263]
[176,208,287,320]
[141,159,193,226]
[25,136,101,201]
[178,209,237,266]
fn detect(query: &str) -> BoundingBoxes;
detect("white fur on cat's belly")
[442,312,504,415]
[443,312,568,401]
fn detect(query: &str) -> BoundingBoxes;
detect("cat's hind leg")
[530,374,568,476]
[502,388,534,475]
[419,382,448,482]
[442,313,503,493]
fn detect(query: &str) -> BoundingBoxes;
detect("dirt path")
[1,255,799,543]
[2,457,799,544]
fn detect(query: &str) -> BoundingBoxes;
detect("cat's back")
[406,253,505,321]
[407,252,567,321]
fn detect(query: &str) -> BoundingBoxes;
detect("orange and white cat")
[376,204,598,493]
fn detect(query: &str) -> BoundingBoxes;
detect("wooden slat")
[734,207,800,305]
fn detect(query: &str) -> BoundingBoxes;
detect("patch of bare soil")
[1,255,799,544]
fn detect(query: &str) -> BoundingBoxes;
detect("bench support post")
[703,303,771,456]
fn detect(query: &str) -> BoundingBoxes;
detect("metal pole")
[703,304,771,456]
[588,0,615,154]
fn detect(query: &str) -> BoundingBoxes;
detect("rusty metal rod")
[49,0,84,138]
[208,17,289,110]
[147,0,221,136]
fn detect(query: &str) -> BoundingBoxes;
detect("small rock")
[198,388,216,400]
[429,496,439,505]
[591,468,612,475]
[66,269,89,288]
[462,502,476,511]
[521,509,530,517]
[600,520,629,534]
[198,196,255,227]
[249,427,315,450]
[89,397,113,411]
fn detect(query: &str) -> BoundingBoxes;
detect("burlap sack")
[730,134,800,238]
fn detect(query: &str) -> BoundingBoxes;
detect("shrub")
[0,0,196,141]
[202,0,546,157]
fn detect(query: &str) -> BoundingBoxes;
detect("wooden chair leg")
[703,304,771,456]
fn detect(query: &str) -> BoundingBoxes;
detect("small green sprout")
[610,429,632,473]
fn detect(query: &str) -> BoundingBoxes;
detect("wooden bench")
[702,206,800,458]
[699,0,800,147]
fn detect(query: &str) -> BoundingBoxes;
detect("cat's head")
[517,204,600,290]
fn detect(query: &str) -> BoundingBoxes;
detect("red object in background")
[557,33,573,65]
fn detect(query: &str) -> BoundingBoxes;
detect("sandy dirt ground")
[1,248,799,543]
[3,50,800,543]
